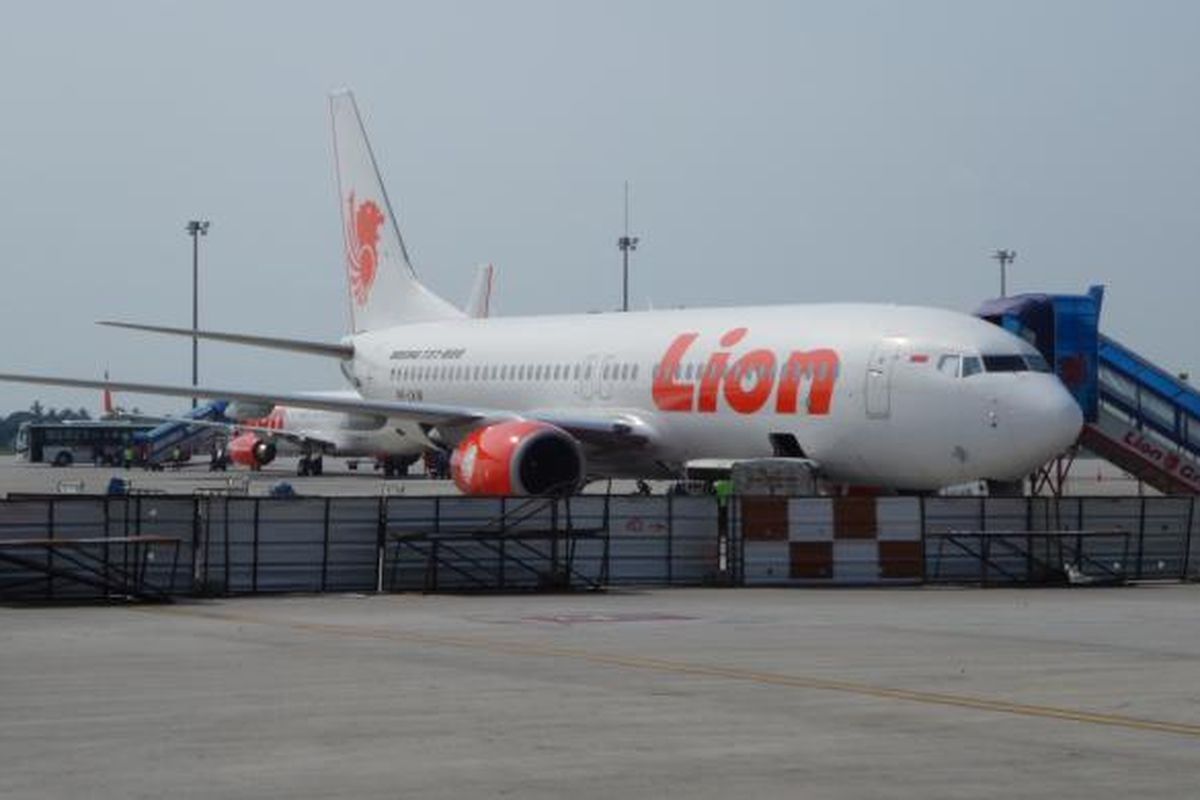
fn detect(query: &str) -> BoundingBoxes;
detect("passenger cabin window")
[937,354,961,377]
[982,355,1028,373]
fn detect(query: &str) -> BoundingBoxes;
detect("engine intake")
[450,420,584,496]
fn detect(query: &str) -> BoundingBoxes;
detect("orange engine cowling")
[450,420,584,496]
[227,432,277,469]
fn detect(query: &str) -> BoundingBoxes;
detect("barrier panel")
[384,495,609,592]
[1188,503,1200,581]
[197,497,383,594]
[738,497,923,585]
[0,497,191,600]
[1,494,1197,600]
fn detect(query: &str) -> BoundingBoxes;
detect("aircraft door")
[866,339,903,418]
[577,355,599,401]
[598,355,616,401]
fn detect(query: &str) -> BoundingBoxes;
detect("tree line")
[0,402,92,452]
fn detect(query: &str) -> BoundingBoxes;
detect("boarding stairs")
[137,400,230,467]
[978,288,1200,495]
[1082,335,1200,494]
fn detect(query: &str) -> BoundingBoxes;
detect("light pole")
[186,220,210,408]
[617,181,639,312]
[991,249,1016,297]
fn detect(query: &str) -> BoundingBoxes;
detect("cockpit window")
[962,356,982,377]
[1024,353,1052,373]
[982,354,1029,372]
[937,354,961,377]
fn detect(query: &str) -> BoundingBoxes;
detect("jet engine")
[450,420,584,496]
[227,432,277,469]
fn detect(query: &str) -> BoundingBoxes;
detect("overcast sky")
[1,1,1197,414]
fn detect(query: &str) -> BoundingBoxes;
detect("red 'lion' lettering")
[724,349,776,414]
[776,349,839,415]
[651,333,697,411]
[653,329,840,415]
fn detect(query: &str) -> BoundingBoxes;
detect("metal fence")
[1,493,1198,600]
[734,495,1200,586]
[0,494,726,600]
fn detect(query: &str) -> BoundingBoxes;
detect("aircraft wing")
[0,373,491,428]
[530,409,656,449]
[0,373,657,450]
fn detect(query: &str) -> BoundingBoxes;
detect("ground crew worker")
[714,477,733,537]
[122,445,134,469]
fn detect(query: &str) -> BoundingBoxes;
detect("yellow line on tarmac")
[144,604,1200,739]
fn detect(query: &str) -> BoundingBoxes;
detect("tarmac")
[0,455,664,498]
[2,586,1199,799]
[0,454,460,497]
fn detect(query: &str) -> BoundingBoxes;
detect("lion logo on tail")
[345,192,386,306]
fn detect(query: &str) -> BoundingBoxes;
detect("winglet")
[464,263,495,318]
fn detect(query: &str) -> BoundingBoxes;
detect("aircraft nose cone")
[1030,379,1084,456]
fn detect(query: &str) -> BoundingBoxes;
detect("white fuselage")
[344,303,1082,490]
[260,395,410,459]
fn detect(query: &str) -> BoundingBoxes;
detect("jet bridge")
[977,287,1200,495]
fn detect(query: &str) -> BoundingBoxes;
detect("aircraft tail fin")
[102,369,114,417]
[330,89,464,332]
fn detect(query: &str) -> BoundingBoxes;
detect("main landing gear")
[381,455,415,478]
[298,455,324,476]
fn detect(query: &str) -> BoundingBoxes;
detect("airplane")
[0,89,1083,496]
[198,263,498,477]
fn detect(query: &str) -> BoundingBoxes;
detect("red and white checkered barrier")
[739,497,923,584]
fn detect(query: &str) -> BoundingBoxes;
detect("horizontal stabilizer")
[99,321,354,359]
